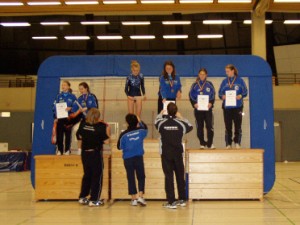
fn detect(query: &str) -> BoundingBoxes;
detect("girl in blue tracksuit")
[53,80,77,155]
[158,61,182,113]
[125,60,146,118]
[117,114,148,207]
[189,68,216,149]
[218,64,248,149]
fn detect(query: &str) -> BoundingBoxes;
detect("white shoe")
[163,202,177,209]
[89,200,104,207]
[209,145,216,149]
[137,197,147,206]
[78,197,89,205]
[226,145,232,149]
[64,150,70,155]
[56,151,61,156]
[131,199,138,206]
[175,200,187,207]
[200,145,206,149]
[235,143,241,149]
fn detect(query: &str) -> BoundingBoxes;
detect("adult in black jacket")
[155,103,193,209]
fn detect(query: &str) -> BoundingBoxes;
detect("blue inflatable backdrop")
[31,55,275,193]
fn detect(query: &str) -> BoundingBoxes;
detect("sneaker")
[64,150,70,155]
[200,145,206,150]
[78,197,89,205]
[131,199,138,206]
[208,145,216,150]
[226,145,232,149]
[56,151,61,156]
[235,143,241,149]
[137,197,147,206]
[89,200,104,207]
[175,200,187,207]
[163,202,177,209]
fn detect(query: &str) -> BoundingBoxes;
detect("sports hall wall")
[31,55,275,193]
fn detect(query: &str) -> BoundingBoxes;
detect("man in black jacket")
[155,103,193,209]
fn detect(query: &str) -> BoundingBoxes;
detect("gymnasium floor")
[1,162,299,225]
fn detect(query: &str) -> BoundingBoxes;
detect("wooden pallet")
[187,149,264,201]
[35,154,110,201]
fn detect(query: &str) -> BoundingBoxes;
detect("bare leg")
[135,98,143,118]
[127,98,134,114]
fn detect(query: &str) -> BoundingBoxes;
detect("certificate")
[163,100,176,115]
[197,95,209,111]
[225,90,237,107]
[56,102,68,119]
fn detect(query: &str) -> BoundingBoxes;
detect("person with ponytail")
[189,68,216,149]
[53,80,77,155]
[158,61,182,113]
[125,60,146,118]
[218,64,248,149]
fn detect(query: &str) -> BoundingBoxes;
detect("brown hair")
[131,60,140,71]
[79,82,90,93]
[167,102,178,117]
[197,68,208,81]
[62,80,72,93]
[85,108,100,125]
[162,61,176,80]
[225,64,238,76]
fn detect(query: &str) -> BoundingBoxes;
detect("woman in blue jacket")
[218,64,248,149]
[53,80,77,155]
[125,60,146,118]
[189,68,215,149]
[158,61,182,113]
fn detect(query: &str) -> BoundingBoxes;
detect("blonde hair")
[131,60,140,71]
[86,108,100,125]
[225,64,238,76]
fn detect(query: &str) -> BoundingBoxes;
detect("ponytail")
[79,82,90,93]
[225,64,238,76]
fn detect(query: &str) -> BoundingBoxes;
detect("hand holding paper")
[197,95,209,111]
[225,90,237,107]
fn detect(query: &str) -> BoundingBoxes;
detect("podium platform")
[187,149,264,201]
[35,154,110,201]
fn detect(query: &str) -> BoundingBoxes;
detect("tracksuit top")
[53,91,77,118]
[159,75,182,100]
[117,121,148,160]
[72,93,98,117]
[125,73,146,97]
[155,114,193,157]
[218,76,248,109]
[189,79,215,109]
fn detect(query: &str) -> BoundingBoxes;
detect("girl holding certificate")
[125,60,146,118]
[53,80,77,155]
[189,68,215,149]
[159,61,182,112]
[218,64,248,149]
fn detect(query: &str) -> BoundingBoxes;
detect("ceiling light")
[180,0,213,2]
[0,2,24,6]
[198,34,223,38]
[284,20,300,24]
[122,21,151,25]
[274,0,300,2]
[81,21,110,25]
[32,36,58,40]
[141,0,174,3]
[40,22,70,25]
[0,112,11,117]
[1,22,31,27]
[203,20,232,25]
[103,0,136,4]
[243,20,273,24]
[65,1,99,5]
[27,1,62,5]
[65,36,90,40]
[163,35,188,39]
[162,21,191,25]
[218,0,251,2]
[97,35,123,40]
[130,35,155,39]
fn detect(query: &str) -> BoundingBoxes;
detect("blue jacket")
[218,76,248,109]
[72,93,98,116]
[189,79,215,109]
[53,92,77,118]
[159,75,182,100]
[117,121,148,159]
[125,73,145,97]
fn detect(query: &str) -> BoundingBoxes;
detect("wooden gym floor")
[1,162,300,225]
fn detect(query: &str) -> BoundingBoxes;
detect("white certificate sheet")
[225,90,237,107]
[56,102,68,119]
[163,101,176,115]
[197,95,209,111]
